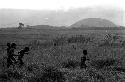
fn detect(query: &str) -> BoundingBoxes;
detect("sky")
[0,0,125,11]
[0,0,125,27]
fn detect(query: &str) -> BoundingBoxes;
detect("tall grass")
[61,59,80,69]
[90,58,121,70]
[28,66,66,82]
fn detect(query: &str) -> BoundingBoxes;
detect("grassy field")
[0,27,125,82]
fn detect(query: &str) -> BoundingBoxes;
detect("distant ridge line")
[71,26,125,30]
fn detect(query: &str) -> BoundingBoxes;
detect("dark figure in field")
[72,45,76,50]
[7,43,17,68]
[18,23,24,29]
[54,43,56,46]
[80,50,89,69]
[7,43,11,56]
[18,47,29,67]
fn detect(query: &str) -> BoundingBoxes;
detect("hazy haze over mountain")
[0,6,124,28]
[70,18,117,27]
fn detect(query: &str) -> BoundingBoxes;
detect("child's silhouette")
[18,47,30,67]
[80,50,89,69]
[7,43,11,57]
[7,43,17,68]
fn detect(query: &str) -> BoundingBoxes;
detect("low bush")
[112,66,125,72]
[90,58,121,69]
[26,63,40,73]
[27,66,66,82]
[71,76,89,82]
[11,71,23,80]
[0,69,24,81]
[0,56,8,69]
[41,66,66,82]
[0,73,9,82]
[61,59,80,69]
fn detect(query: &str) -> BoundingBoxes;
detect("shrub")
[71,76,89,82]
[88,69,105,82]
[90,58,120,69]
[26,63,40,73]
[0,56,8,69]
[11,71,23,80]
[0,69,23,81]
[27,66,66,82]
[27,77,40,82]
[112,66,125,72]
[0,73,9,82]
[41,66,66,82]
[67,35,92,44]
[52,36,67,46]
[61,59,80,69]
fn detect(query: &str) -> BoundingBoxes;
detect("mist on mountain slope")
[0,6,124,28]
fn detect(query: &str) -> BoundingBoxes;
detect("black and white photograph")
[0,0,125,82]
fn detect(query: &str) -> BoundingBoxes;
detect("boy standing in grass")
[18,47,30,67]
[7,43,17,68]
[80,50,90,69]
[7,43,11,57]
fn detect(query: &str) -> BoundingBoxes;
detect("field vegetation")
[0,27,125,82]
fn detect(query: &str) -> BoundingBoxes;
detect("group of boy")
[6,42,89,69]
[6,43,30,68]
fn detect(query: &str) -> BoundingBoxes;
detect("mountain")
[70,18,117,28]
[0,8,124,28]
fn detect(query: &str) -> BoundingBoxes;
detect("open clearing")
[0,28,125,82]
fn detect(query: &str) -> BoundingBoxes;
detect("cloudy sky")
[0,0,125,27]
[0,0,125,11]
